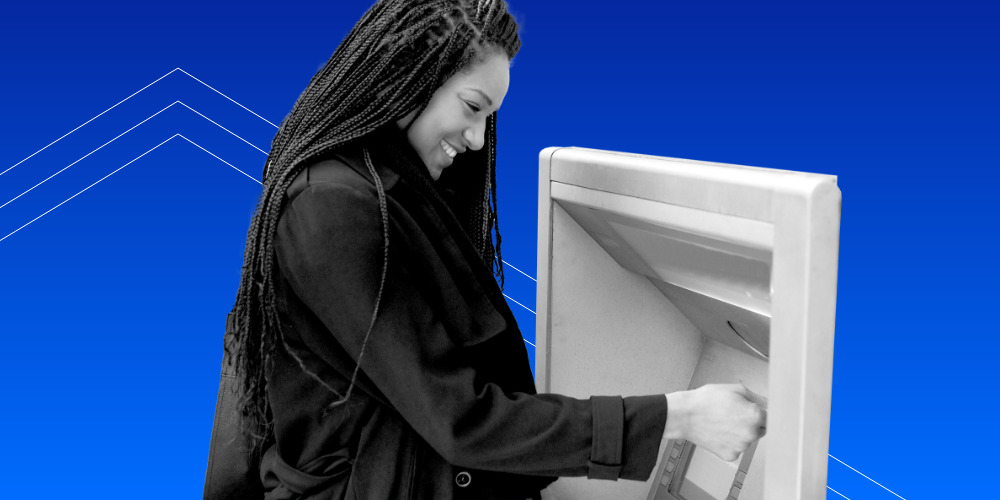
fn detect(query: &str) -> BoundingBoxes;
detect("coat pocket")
[260,445,353,499]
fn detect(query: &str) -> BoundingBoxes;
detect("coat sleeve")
[274,181,667,481]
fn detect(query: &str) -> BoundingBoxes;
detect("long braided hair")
[230,0,520,464]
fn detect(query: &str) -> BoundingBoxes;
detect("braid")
[487,112,504,287]
[230,0,521,464]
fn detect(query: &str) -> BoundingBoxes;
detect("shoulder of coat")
[287,154,400,202]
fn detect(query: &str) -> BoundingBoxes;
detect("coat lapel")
[336,127,513,346]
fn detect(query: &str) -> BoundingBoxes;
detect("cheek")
[406,119,431,153]
[405,95,460,156]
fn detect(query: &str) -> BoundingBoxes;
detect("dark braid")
[487,112,504,287]
[230,0,520,465]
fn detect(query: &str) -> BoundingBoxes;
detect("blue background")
[1,1,996,498]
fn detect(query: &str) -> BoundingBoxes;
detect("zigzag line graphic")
[0,134,259,244]
[1,101,266,210]
[2,68,274,178]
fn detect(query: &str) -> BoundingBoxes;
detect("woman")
[220,0,765,498]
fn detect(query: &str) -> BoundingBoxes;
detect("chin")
[428,164,446,181]
[435,159,455,179]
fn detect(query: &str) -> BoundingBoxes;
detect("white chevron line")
[502,295,535,349]
[827,486,851,500]
[1,102,179,210]
[175,134,262,186]
[502,292,535,315]
[1,101,269,210]
[175,68,278,128]
[829,454,906,500]
[3,67,277,178]
[175,101,269,155]
[0,134,180,243]
[503,261,536,282]
[1,69,180,178]
[0,133,267,244]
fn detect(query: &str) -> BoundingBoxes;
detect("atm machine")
[535,147,841,500]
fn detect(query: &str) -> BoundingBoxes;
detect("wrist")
[664,391,689,441]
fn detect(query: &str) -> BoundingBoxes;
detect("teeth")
[440,140,457,158]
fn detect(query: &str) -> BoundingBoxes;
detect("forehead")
[447,52,510,109]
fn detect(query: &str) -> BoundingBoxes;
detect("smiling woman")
[206,1,763,499]
[398,50,509,180]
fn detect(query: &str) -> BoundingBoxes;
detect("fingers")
[750,405,767,439]
[706,383,749,397]
[705,383,767,437]
[715,448,741,463]
[741,385,767,408]
[742,388,767,439]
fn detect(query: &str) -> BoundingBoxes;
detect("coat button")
[455,471,472,488]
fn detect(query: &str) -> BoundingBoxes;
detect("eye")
[464,101,482,113]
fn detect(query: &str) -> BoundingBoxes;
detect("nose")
[463,119,486,151]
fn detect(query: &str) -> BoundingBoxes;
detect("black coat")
[262,126,667,499]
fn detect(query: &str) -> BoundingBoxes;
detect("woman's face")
[398,51,510,180]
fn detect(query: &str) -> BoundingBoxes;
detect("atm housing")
[535,147,840,500]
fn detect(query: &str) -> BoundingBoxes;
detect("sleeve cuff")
[587,394,668,481]
[587,395,624,480]
[620,394,669,480]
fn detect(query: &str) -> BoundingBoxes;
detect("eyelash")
[465,101,481,113]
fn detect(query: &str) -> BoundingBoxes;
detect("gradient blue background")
[2,1,996,498]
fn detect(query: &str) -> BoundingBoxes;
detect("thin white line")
[502,292,535,315]
[175,135,262,185]
[176,68,278,128]
[827,486,851,500]
[4,67,279,178]
[0,135,180,244]
[501,289,537,347]
[2,69,181,177]
[829,455,906,500]
[175,101,269,155]
[497,292,537,347]
[503,261,536,282]
[1,101,273,210]
[1,101,181,210]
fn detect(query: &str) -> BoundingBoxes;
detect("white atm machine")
[535,147,841,500]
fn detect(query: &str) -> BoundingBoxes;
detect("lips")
[440,139,458,159]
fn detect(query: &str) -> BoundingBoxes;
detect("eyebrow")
[465,87,494,107]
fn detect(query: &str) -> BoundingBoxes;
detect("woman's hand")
[664,384,766,462]
[539,485,559,500]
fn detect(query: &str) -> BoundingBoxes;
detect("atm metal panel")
[535,147,840,500]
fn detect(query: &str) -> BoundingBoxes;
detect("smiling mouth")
[440,140,458,159]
